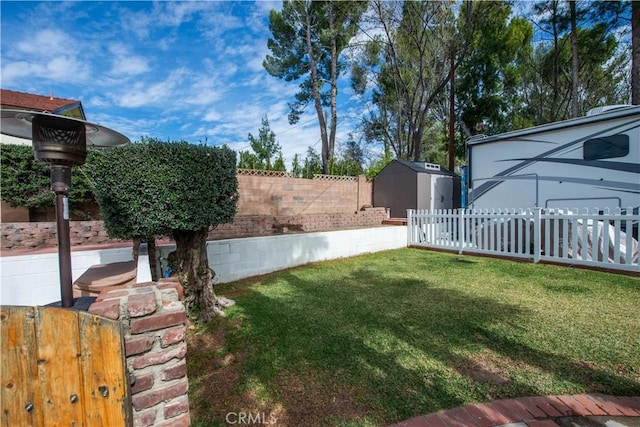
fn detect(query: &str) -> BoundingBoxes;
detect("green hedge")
[0,143,95,209]
[87,139,238,240]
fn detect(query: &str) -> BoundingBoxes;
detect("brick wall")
[88,279,190,427]
[1,208,389,252]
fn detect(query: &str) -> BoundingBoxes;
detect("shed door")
[431,176,453,210]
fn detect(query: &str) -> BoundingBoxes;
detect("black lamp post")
[1,109,130,308]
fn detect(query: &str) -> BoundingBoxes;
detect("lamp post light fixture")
[1,109,130,308]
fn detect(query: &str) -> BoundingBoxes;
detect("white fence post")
[458,209,465,255]
[407,209,413,245]
[533,208,541,264]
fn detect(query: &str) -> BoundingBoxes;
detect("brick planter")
[88,279,189,427]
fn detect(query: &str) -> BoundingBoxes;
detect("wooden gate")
[1,306,131,426]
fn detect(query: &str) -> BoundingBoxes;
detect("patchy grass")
[187,248,640,426]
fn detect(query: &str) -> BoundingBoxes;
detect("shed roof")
[0,88,86,119]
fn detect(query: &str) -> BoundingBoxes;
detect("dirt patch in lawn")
[187,318,250,424]
[268,370,371,426]
[455,350,520,385]
[187,318,373,426]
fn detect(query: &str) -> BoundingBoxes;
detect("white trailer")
[466,105,640,212]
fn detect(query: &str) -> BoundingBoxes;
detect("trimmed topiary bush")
[88,138,238,321]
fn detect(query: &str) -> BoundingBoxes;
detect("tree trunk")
[569,0,579,118]
[328,1,338,175]
[170,227,231,322]
[551,3,560,122]
[304,5,330,175]
[632,0,640,105]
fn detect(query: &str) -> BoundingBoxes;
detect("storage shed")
[373,160,461,218]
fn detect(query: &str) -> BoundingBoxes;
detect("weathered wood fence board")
[1,306,131,426]
[1,306,40,426]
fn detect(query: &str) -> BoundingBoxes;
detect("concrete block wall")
[2,173,374,227]
[236,174,372,216]
[206,207,388,240]
[1,226,407,306]
[88,279,190,427]
[0,246,134,306]
[0,201,29,222]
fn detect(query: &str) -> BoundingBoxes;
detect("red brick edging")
[392,394,640,427]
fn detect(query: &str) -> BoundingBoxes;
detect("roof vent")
[423,162,441,171]
[586,105,630,116]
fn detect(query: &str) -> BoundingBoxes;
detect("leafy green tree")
[273,151,287,172]
[264,0,367,173]
[237,150,259,170]
[364,144,393,179]
[338,137,365,176]
[87,139,238,322]
[291,153,303,177]
[456,1,533,135]
[302,146,322,178]
[248,115,281,170]
[527,0,629,123]
[351,0,457,161]
[0,143,96,215]
[522,22,626,123]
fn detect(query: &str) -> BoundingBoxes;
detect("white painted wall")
[1,226,407,306]
[1,246,134,306]
[157,226,408,283]
[0,134,31,146]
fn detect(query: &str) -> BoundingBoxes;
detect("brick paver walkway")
[391,394,640,427]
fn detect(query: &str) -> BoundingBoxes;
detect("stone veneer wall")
[1,208,389,251]
[1,221,128,250]
[88,278,190,427]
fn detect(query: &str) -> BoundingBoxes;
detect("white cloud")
[187,88,224,107]
[108,43,151,76]
[87,96,111,108]
[253,1,280,16]
[156,1,216,27]
[0,1,367,169]
[16,29,70,56]
[3,27,92,84]
[118,8,152,39]
[203,109,222,122]
[110,56,150,76]
[46,56,86,78]
[0,61,33,86]
[115,68,189,108]
[1,55,91,85]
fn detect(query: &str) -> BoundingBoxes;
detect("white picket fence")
[407,208,639,272]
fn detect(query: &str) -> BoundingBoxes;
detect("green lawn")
[187,248,640,426]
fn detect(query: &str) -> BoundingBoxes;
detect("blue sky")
[0,1,363,167]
